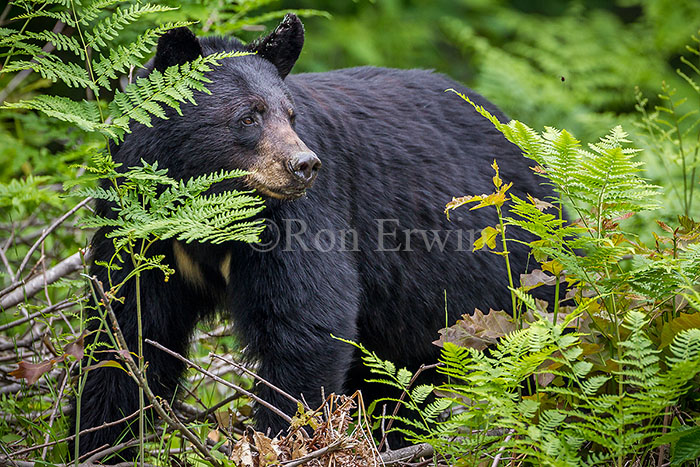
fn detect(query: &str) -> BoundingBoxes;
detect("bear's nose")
[288,152,322,183]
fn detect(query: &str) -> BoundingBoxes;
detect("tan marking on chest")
[173,240,205,288]
[220,251,232,285]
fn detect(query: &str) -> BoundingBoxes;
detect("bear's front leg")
[229,246,360,437]
[253,325,358,436]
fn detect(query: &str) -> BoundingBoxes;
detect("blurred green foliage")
[4,0,700,222]
[2,0,700,462]
[280,1,699,136]
[278,0,700,234]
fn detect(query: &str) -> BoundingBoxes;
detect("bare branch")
[490,430,515,467]
[378,362,440,452]
[14,197,92,282]
[0,299,78,333]
[1,249,88,311]
[146,338,294,425]
[210,353,301,406]
[379,443,434,466]
[3,405,151,458]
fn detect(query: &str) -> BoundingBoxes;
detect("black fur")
[248,13,305,79]
[153,27,203,72]
[71,15,555,457]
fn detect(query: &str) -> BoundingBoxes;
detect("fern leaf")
[108,51,248,135]
[11,10,75,28]
[85,3,177,51]
[410,384,434,405]
[92,21,194,89]
[1,95,114,136]
[24,31,84,58]
[2,55,96,90]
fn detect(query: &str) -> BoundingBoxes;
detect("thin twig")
[41,362,75,460]
[210,353,301,405]
[1,249,88,311]
[14,197,92,282]
[4,405,151,458]
[90,277,222,467]
[490,430,515,467]
[657,409,672,467]
[378,363,440,452]
[0,300,75,332]
[0,245,14,277]
[180,393,244,424]
[0,3,12,26]
[146,338,293,425]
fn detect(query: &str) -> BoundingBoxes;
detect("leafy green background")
[4,0,700,464]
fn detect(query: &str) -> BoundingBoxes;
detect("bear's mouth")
[245,173,309,200]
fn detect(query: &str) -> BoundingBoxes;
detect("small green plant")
[357,95,700,465]
[389,311,700,466]
[635,32,700,220]
[69,155,264,464]
[0,1,271,463]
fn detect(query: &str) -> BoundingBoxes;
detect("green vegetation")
[359,101,700,465]
[2,0,700,465]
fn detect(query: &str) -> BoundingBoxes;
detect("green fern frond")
[24,31,84,58]
[539,126,582,193]
[85,3,177,51]
[92,21,194,88]
[451,92,661,226]
[11,10,75,28]
[72,185,121,203]
[79,160,265,245]
[668,328,700,364]
[108,51,249,136]
[0,39,45,58]
[2,55,96,90]
[1,95,113,136]
[0,175,62,217]
[381,414,429,432]
[410,384,433,405]
[422,398,451,422]
[77,0,125,26]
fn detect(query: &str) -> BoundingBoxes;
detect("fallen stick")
[1,249,88,311]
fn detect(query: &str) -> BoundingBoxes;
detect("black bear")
[72,14,555,456]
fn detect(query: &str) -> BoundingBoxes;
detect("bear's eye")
[240,116,256,126]
[290,113,297,125]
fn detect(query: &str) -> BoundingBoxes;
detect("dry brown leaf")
[207,429,221,443]
[253,431,279,466]
[231,436,255,467]
[63,331,87,360]
[527,194,555,211]
[520,269,557,290]
[289,431,308,459]
[9,359,56,385]
[433,308,516,351]
[536,371,557,388]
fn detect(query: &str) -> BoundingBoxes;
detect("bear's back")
[282,67,547,365]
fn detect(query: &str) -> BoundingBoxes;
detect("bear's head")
[121,14,320,201]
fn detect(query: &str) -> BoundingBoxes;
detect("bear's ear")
[153,27,203,72]
[248,13,304,79]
